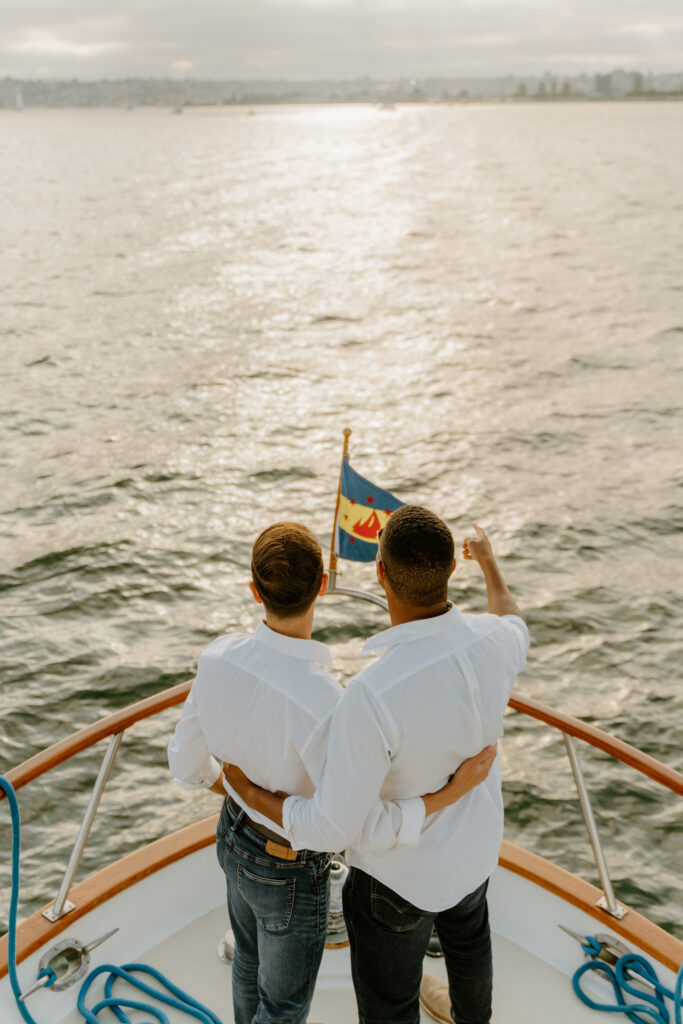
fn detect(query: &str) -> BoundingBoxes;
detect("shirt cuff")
[173,756,222,791]
[282,794,304,842]
[396,797,426,846]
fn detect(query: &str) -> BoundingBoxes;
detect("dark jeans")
[343,867,492,1024]
[216,798,331,1024]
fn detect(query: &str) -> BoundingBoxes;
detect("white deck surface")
[5,849,675,1024]
[55,903,599,1024]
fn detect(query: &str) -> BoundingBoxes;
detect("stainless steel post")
[563,733,627,919]
[43,731,124,922]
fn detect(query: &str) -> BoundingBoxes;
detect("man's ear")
[376,558,387,585]
[249,580,263,605]
[450,557,456,578]
[319,572,329,597]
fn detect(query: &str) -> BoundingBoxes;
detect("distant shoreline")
[3,96,683,111]
[3,70,683,109]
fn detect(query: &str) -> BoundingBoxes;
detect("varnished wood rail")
[508,694,683,796]
[0,681,192,798]
[2,682,681,799]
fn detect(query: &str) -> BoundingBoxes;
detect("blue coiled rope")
[1,774,224,1024]
[573,935,683,1024]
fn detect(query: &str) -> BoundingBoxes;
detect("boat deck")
[5,843,680,1024]
[57,903,599,1024]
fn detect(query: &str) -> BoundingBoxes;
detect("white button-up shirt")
[283,606,530,912]
[168,621,419,848]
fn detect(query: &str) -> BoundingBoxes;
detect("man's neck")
[263,611,314,641]
[386,597,450,627]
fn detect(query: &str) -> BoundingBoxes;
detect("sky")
[2,0,683,81]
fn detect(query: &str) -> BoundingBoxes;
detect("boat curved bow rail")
[1,589,682,982]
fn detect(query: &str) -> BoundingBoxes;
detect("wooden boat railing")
[2,674,682,927]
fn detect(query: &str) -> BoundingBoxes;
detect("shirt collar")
[361,603,461,655]
[254,620,333,667]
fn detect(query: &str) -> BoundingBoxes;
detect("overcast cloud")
[2,0,683,80]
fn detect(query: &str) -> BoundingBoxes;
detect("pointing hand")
[462,523,495,568]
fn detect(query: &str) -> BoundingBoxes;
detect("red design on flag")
[353,510,381,540]
[366,496,374,503]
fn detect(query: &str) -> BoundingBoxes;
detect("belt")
[227,797,298,862]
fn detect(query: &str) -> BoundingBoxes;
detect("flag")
[337,460,403,562]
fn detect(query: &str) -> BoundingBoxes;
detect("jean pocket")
[237,864,296,933]
[369,877,428,933]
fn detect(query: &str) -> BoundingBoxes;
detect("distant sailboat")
[15,89,24,111]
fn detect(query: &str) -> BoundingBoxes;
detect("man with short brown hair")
[250,521,324,617]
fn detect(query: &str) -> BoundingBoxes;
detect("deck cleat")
[19,928,119,999]
[559,924,630,965]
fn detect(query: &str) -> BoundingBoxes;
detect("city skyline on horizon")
[4,65,683,85]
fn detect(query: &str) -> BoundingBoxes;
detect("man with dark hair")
[168,520,494,1024]
[379,504,455,606]
[227,509,529,1024]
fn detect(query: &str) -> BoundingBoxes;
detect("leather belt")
[228,798,298,862]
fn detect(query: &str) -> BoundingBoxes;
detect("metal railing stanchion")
[43,731,124,922]
[563,733,627,919]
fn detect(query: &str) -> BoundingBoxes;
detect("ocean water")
[1,102,682,939]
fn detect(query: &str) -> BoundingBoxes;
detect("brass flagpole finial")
[328,428,352,591]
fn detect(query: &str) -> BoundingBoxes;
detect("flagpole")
[328,428,351,593]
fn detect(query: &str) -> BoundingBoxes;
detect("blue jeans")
[343,868,492,1024]
[216,798,331,1024]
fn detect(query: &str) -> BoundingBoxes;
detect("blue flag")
[337,461,404,562]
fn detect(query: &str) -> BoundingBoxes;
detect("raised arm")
[462,524,523,619]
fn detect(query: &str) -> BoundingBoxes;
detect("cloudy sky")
[2,0,683,80]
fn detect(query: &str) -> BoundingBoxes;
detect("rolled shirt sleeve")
[283,793,426,853]
[283,678,398,853]
[500,615,530,676]
[395,797,427,846]
[167,680,222,790]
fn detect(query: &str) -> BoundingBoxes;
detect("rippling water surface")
[1,103,682,939]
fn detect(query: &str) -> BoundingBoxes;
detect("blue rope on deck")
[1,774,224,1024]
[573,935,683,1024]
